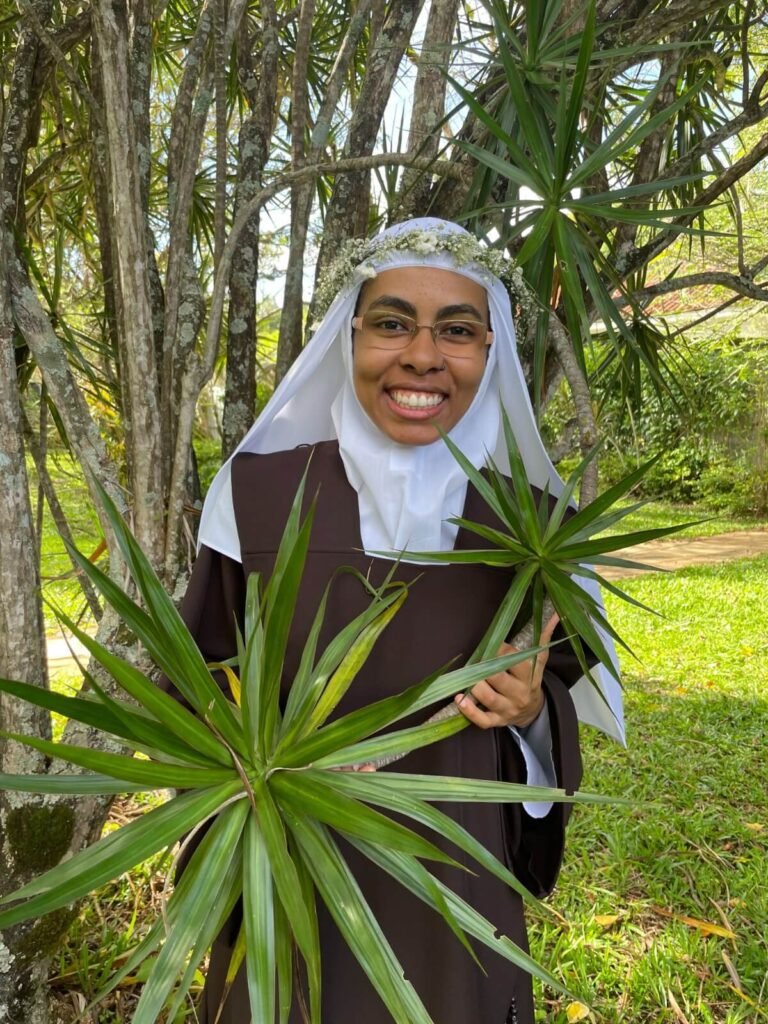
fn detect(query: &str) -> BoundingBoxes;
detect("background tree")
[1,0,767,1018]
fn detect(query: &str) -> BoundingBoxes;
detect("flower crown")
[313,227,534,337]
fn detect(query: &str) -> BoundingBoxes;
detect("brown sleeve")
[497,665,583,899]
[158,544,246,706]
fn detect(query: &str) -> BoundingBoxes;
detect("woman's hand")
[454,614,559,730]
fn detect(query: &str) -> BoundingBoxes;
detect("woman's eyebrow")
[365,295,416,315]
[365,297,486,321]
[437,303,485,321]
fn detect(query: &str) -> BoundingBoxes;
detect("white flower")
[411,231,439,254]
[353,263,378,281]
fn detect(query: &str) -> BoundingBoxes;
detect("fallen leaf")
[745,822,764,832]
[721,950,742,989]
[667,989,691,1024]
[566,1002,591,1022]
[651,906,736,939]
[594,914,620,929]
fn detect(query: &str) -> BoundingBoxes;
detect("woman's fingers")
[541,612,560,645]
[455,614,561,730]
[454,690,501,730]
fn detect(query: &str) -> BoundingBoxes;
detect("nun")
[173,218,624,1023]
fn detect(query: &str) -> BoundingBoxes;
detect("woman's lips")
[385,388,446,419]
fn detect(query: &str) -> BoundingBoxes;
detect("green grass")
[28,452,103,635]
[530,556,768,1022]
[598,500,768,540]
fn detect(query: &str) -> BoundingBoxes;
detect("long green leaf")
[302,712,467,770]
[556,520,696,560]
[309,768,545,908]
[276,582,410,752]
[272,771,458,865]
[243,812,276,1024]
[163,835,244,1024]
[261,499,317,751]
[302,585,407,733]
[271,666,446,769]
[0,772,144,795]
[241,572,265,759]
[470,562,539,662]
[0,782,243,925]
[349,838,576,998]
[280,573,336,736]
[0,676,142,749]
[329,771,626,806]
[0,731,236,789]
[72,482,245,754]
[286,815,433,1024]
[254,779,322,1010]
[131,799,249,1024]
[51,610,232,766]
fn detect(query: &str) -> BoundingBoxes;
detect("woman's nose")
[397,325,444,372]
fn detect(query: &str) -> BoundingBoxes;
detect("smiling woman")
[166,218,622,1023]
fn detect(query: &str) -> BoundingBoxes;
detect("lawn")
[598,500,768,541]
[28,452,103,635]
[530,556,768,1022]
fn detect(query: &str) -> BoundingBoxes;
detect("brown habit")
[172,441,584,1024]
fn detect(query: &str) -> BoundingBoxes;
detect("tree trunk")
[311,0,427,301]
[0,194,63,1024]
[92,0,165,568]
[395,0,460,220]
[275,0,378,380]
[222,2,279,456]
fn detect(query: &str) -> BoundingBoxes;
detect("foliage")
[402,413,695,686]
[48,550,768,1022]
[594,336,768,514]
[3,0,768,1015]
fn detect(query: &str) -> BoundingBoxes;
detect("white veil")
[199,218,625,743]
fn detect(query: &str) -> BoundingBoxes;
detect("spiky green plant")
[395,412,699,707]
[0,472,618,1024]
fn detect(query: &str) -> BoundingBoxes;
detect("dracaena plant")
[380,411,697,744]
[0,473,615,1024]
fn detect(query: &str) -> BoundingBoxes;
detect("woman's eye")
[373,317,409,333]
[437,321,480,339]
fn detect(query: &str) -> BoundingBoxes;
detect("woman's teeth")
[390,390,444,410]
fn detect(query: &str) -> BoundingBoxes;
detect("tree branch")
[632,256,768,304]
[16,0,103,127]
[618,131,768,278]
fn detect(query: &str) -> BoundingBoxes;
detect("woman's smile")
[386,387,446,414]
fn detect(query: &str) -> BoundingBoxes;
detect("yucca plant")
[0,470,618,1024]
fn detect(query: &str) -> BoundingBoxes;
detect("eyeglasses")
[351,310,493,358]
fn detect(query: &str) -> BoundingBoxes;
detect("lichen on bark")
[4,805,75,874]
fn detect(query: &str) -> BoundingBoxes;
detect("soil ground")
[601,527,768,579]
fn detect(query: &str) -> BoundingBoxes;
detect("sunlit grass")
[531,556,768,1022]
[599,500,768,540]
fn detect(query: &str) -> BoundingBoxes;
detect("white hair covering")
[199,219,624,742]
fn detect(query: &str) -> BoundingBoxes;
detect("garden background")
[1,0,767,1020]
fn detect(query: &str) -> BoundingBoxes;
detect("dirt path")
[603,528,768,579]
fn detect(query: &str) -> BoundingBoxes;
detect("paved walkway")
[603,528,768,579]
[46,528,768,671]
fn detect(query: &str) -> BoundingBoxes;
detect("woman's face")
[352,266,491,446]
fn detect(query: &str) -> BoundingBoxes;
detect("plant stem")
[363,598,556,771]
